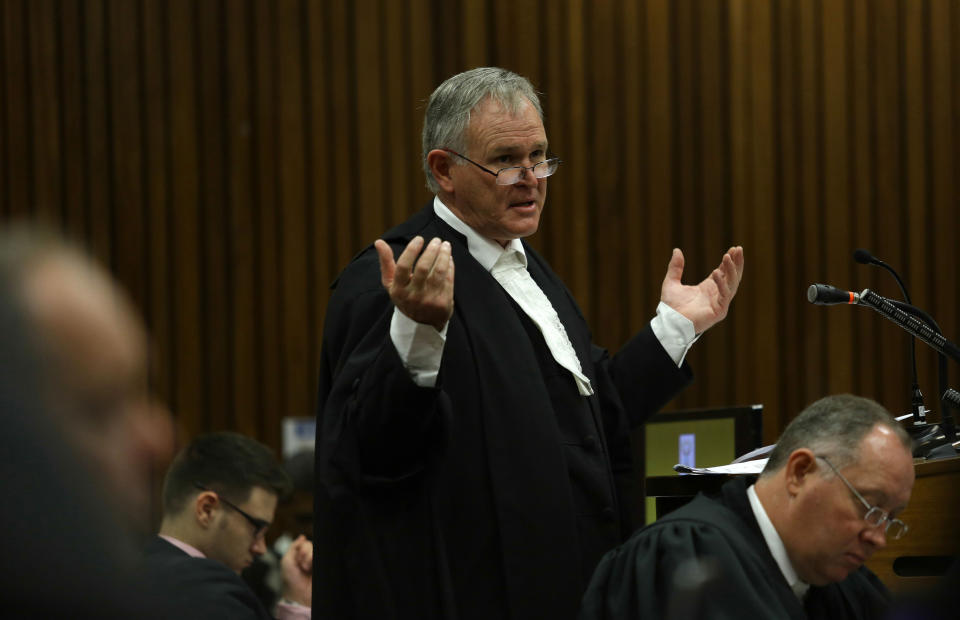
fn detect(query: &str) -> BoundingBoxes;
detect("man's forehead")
[468,97,544,135]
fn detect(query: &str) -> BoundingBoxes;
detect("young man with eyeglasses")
[145,432,313,619]
[315,67,744,620]
[580,394,915,619]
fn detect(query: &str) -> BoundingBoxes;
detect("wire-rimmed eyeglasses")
[193,482,270,539]
[442,148,561,185]
[816,456,909,540]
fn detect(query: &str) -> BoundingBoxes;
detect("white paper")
[673,458,768,475]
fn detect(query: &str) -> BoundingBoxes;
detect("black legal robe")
[579,477,890,620]
[313,203,692,620]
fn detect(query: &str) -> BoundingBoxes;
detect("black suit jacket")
[314,203,692,620]
[141,536,272,620]
[580,477,891,619]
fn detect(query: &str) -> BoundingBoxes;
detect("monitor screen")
[639,404,763,523]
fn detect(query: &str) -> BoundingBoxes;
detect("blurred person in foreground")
[0,226,174,530]
[579,394,915,619]
[0,226,172,616]
[315,66,744,619]
[144,431,313,619]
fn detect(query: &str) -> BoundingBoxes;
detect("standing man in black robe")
[314,67,745,620]
[580,394,915,619]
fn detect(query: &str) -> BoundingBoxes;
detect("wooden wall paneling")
[797,0,826,413]
[929,0,958,401]
[726,0,753,414]
[0,2,6,218]
[326,0,357,269]
[252,0,282,446]
[276,0,311,424]
[83,0,112,265]
[904,0,936,406]
[224,0,257,437]
[196,0,230,431]
[492,0,540,96]
[167,0,204,438]
[850,0,878,402]
[673,0,697,274]
[589,1,627,348]
[108,0,147,315]
[27,0,61,225]
[745,0,779,430]
[561,0,590,319]
[60,0,88,236]
[461,0,488,68]
[872,0,909,413]
[696,0,730,407]
[305,0,333,418]
[406,0,435,214]
[821,0,855,394]
[775,0,803,418]
[1,0,31,220]
[353,0,386,245]
[383,0,413,233]
[619,0,648,352]
[643,0,674,364]
[141,0,173,407]
[540,3,567,286]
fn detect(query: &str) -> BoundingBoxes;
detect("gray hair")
[421,67,544,193]
[761,394,912,476]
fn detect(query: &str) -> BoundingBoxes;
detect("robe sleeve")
[316,246,450,490]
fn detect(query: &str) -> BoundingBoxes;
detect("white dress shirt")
[390,196,699,387]
[746,484,810,600]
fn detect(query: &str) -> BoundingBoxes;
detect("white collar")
[746,483,809,599]
[432,196,526,272]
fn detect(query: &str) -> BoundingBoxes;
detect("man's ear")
[784,448,819,497]
[194,492,218,528]
[427,149,456,193]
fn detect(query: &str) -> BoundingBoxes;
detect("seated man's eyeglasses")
[442,148,561,185]
[816,456,909,540]
[193,482,270,539]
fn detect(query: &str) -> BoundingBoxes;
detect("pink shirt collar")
[159,534,206,559]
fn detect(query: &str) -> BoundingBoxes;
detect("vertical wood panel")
[277,0,310,427]
[83,0,112,263]
[224,0,256,437]
[252,0,281,441]
[141,0,172,405]
[28,0,60,223]
[167,0,203,438]
[4,0,960,455]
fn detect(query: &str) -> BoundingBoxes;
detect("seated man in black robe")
[580,394,915,619]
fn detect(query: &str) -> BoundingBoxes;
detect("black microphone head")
[808,283,859,305]
[853,248,877,265]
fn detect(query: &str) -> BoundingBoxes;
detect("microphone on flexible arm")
[853,249,928,425]
[807,282,960,456]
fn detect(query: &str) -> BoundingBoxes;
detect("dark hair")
[161,432,292,515]
[761,393,912,475]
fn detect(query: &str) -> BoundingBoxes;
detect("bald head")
[0,228,172,528]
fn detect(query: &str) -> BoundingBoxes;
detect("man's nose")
[251,534,268,556]
[862,524,887,550]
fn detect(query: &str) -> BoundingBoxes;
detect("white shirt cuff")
[649,301,700,367]
[390,308,447,387]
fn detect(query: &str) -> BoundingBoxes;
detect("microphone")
[853,249,925,425]
[806,283,861,306]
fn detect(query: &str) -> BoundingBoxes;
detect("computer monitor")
[633,404,763,523]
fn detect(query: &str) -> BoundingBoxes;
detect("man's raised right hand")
[375,236,455,332]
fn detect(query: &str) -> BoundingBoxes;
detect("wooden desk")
[645,456,960,593]
[865,456,960,593]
